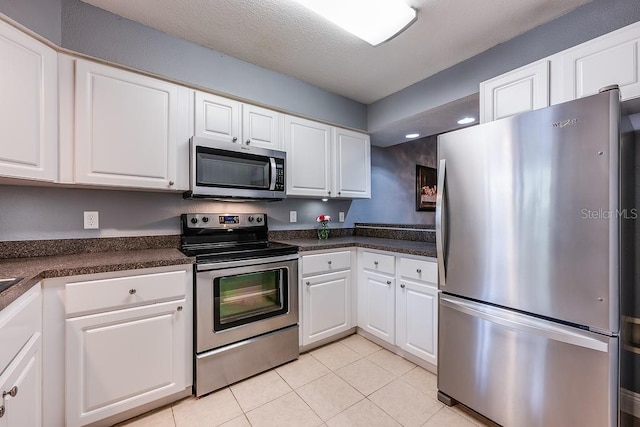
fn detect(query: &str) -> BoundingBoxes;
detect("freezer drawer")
[438,294,618,427]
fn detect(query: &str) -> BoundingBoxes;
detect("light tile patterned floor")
[116,334,496,427]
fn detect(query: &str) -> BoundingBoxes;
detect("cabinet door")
[242,104,282,150]
[0,334,41,427]
[333,128,371,199]
[555,23,640,103]
[0,21,57,182]
[194,91,240,143]
[302,270,351,346]
[66,300,186,427]
[284,115,332,198]
[75,60,184,190]
[479,61,549,123]
[396,279,438,365]
[358,271,395,344]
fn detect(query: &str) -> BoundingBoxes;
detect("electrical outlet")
[339,212,345,222]
[289,211,297,223]
[84,211,99,229]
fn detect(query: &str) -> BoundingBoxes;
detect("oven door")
[195,254,298,353]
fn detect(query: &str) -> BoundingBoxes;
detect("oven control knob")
[190,217,198,224]
[248,216,254,222]
[256,217,263,223]
[202,217,209,223]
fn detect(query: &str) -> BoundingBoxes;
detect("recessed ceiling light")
[457,117,476,125]
[405,133,420,138]
[292,0,417,46]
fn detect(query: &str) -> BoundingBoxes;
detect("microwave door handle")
[269,157,276,190]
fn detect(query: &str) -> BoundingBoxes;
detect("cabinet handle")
[246,139,251,145]
[2,386,17,398]
[232,137,238,142]
[306,281,311,286]
[400,284,406,289]
[338,191,341,196]
[129,289,137,295]
[386,280,391,285]
[374,261,379,266]
[177,306,183,312]
[328,191,331,195]
[416,268,422,274]
[168,180,175,186]
[0,405,4,419]
[328,260,332,265]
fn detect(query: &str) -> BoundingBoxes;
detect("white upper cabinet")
[0,20,57,182]
[285,115,333,197]
[194,92,283,150]
[333,128,371,199]
[242,104,283,150]
[481,22,640,122]
[73,59,189,190]
[194,91,240,144]
[553,22,640,104]
[285,115,370,199]
[479,61,549,123]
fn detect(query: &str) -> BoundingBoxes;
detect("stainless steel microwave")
[185,137,286,200]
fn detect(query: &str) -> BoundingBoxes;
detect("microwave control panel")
[274,159,285,191]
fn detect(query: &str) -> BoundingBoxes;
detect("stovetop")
[179,213,298,262]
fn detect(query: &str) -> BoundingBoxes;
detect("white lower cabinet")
[358,270,395,344]
[300,250,354,346]
[42,265,192,427]
[66,300,186,426]
[0,335,41,427]
[358,249,439,366]
[396,278,438,365]
[0,285,42,427]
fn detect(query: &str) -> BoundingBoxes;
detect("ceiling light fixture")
[405,133,420,138]
[457,117,476,125]
[292,0,417,46]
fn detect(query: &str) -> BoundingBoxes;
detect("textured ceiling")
[81,0,591,105]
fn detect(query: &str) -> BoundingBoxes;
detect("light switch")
[339,212,345,222]
[289,211,297,223]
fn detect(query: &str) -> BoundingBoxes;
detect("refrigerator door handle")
[440,295,609,352]
[436,158,446,287]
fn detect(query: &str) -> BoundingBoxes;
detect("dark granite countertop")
[273,236,437,258]
[1,226,436,312]
[0,247,193,312]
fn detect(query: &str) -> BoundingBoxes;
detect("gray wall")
[347,136,438,225]
[368,0,640,132]
[0,185,353,241]
[0,0,61,44]
[60,0,367,131]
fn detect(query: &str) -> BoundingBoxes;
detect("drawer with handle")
[302,251,351,276]
[399,257,437,284]
[361,251,395,275]
[65,270,187,316]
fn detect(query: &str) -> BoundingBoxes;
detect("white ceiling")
[81,0,591,105]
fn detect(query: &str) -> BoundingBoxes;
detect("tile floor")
[117,334,495,427]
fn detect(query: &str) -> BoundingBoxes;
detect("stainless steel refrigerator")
[436,87,637,427]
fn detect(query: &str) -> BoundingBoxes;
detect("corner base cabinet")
[0,285,42,427]
[61,266,192,427]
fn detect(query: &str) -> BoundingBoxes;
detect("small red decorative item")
[316,215,332,239]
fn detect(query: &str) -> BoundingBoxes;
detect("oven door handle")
[196,253,299,272]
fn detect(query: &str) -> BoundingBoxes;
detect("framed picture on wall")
[416,165,437,211]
